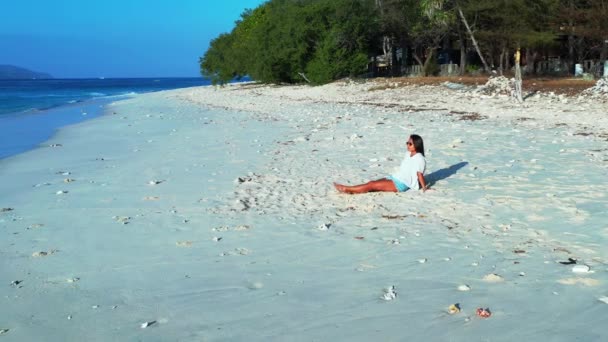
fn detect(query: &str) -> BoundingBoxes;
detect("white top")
[392,152,426,190]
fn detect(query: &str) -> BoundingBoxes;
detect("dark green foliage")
[201,0,377,85]
[200,0,608,82]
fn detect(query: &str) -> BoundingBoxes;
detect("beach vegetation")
[201,0,608,84]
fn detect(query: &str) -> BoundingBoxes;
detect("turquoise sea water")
[0,78,213,159]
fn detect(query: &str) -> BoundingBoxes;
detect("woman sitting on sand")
[334,134,428,194]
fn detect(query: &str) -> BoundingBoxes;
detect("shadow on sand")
[426,161,469,186]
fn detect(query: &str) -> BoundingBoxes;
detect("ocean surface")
[0,78,213,159]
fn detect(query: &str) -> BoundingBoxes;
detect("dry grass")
[366,76,596,96]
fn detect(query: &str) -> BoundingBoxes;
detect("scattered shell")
[28,223,44,229]
[235,248,250,255]
[32,251,48,257]
[212,237,222,242]
[483,273,505,283]
[318,223,331,231]
[10,280,22,286]
[113,216,131,224]
[443,257,452,261]
[212,226,230,232]
[143,196,160,201]
[234,225,250,231]
[0,329,9,335]
[457,284,471,292]
[176,241,193,248]
[64,178,76,183]
[448,303,461,314]
[66,277,80,283]
[598,296,608,304]
[476,308,492,318]
[67,315,72,320]
[92,305,99,309]
[382,286,397,301]
[148,180,163,185]
[49,143,63,147]
[572,265,592,274]
[56,190,68,195]
[140,321,156,329]
[390,239,400,245]
[519,272,526,277]
[418,258,427,264]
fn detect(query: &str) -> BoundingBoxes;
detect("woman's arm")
[417,172,428,192]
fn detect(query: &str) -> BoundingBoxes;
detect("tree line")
[200,0,608,85]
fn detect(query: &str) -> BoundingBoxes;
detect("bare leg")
[334,179,397,194]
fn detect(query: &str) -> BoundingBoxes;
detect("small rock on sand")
[1,208,14,213]
[32,250,57,257]
[483,273,505,283]
[457,284,471,292]
[176,241,193,248]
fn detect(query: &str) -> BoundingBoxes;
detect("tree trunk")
[457,6,490,73]
[505,49,511,73]
[498,46,507,76]
[514,49,523,103]
[457,21,467,75]
[423,48,436,76]
[601,38,608,77]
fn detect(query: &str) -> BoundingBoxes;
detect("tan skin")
[334,138,428,194]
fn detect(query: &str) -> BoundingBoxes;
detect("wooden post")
[514,48,523,103]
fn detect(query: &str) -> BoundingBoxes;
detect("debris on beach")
[559,258,577,265]
[32,250,57,257]
[148,180,163,185]
[483,273,505,283]
[10,280,23,287]
[66,277,80,283]
[476,308,492,318]
[212,237,222,242]
[418,258,428,264]
[63,178,76,183]
[1,207,14,213]
[49,143,63,147]
[317,223,331,231]
[112,216,131,224]
[572,264,592,274]
[27,223,44,229]
[56,190,68,195]
[143,196,160,201]
[0,329,9,335]
[140,321,156,329]
[475,76,515,97]
[598,296,608,304]
[457,284,471,292]
[583,77,608,95]
[448,303,461,314]
[176,241,193,248]
[382,286,397,301]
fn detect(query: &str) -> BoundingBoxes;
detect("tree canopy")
[200,0,608,84]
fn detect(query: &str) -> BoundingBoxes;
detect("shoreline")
[1,82,607,340]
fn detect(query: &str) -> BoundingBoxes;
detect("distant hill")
[0,65,53,80]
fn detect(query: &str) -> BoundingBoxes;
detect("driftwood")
[298,72,311,83]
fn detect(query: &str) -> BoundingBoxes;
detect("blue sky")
[0,0,266,78]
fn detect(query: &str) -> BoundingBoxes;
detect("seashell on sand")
[572,265,592,274]
[140,321,156,329]
[382,286,397,301]
[458,284,471,292]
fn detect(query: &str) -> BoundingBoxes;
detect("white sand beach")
[1,81,608,341]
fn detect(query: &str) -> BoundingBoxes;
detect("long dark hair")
[410,134,425,156]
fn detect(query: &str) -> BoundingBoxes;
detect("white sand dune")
[1,81,607,341]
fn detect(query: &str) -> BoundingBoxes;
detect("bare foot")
[333,182,349,193]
